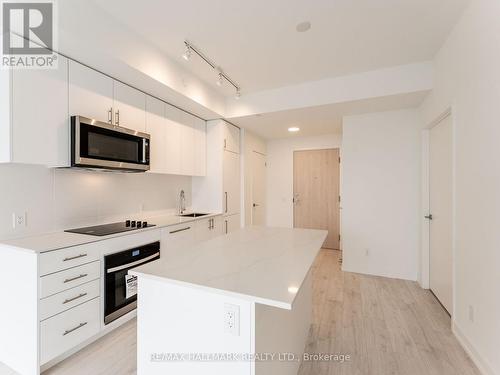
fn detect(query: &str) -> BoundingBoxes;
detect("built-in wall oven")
[104,241,160,324]
[71,115,150,172]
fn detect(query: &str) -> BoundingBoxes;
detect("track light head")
[235,89,241,99]
[182,45,192,61]
[216,72,223,87]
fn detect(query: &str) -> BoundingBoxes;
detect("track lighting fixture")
[182,45,192,61]
[182,40,241,98]
[216,72,223,87]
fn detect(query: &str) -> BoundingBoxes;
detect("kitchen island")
[131,226,327,375]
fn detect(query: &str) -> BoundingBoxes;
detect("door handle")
[425,214,433,220]
[225,192,228,213]
[253,203,259,207]
[225,220,228,234]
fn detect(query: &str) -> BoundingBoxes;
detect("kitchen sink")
[179,213,209,217]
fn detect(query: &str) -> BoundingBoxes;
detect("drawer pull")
[63,322,87,336]
[63,274,88,284]
[170,227,190,234]
[63,253,88,262]
[63,293,88,305]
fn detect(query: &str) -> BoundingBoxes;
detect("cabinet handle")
[224,139,227,149]
[108,108,113,123]
[63,322,88,336]
[115,109,120,125]
[170,227,190,234]
[63,253,87,262]
[225,220,228,234]
[208,219,212,230]
[225,192,228,213]
[63,274,88,284]
[63,293,88,305]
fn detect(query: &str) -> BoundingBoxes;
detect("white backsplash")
[0,164,192,240]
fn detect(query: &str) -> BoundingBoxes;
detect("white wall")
[266,134,342,228]
[0,164,191,240]
[420,1,500,373]
[341,109,421,281]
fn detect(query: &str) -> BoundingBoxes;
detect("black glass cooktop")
[65,221,155,236]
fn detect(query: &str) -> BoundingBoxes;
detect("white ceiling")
[231,92,428,139]
[91,0,469,95]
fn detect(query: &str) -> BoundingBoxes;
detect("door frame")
[420,107,456,317]
[292,147,342,250]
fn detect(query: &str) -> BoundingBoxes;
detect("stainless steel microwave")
[71,115,150,172]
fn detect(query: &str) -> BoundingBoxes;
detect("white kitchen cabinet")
[180,112,196,176]
[223,214,241,234]
[223,150,241,216]
[9,54,69,166]
[161,223,196,259]
[69,60,114,123]
[145,95,167,174]
[223,122,240,153]
[164,104,182,175]
[193,118,207,176]
[113,81,146,132]
[195,216,222,242]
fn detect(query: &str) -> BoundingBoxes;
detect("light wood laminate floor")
[39,249,479,375]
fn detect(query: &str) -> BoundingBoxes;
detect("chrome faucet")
[179,190,186,215]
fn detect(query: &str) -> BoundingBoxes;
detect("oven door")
[71,115,150,171]
[104,242,160,324]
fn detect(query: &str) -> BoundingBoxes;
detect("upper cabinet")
[113,81,146,132]
[10,54,70,167]
[2,53,205,175]
[223,122,240,154]
[146,96,206,176]
[69,61,114,124]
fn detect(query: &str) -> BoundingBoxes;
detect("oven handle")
[106,252,160,274]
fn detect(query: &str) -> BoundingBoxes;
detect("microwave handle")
[142,139,147,163]
[106,252,160,274]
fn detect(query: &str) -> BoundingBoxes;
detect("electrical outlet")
[469,305,474,323]
[224,303,240,336]
[12,212,27,229]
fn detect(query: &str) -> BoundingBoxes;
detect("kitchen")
[1,1,498,375]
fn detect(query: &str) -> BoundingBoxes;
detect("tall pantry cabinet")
[192,120,241,234]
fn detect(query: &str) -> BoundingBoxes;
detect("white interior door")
[251,152,266,225]
[429,114,453,314]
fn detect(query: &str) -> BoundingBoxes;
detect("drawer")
[40,261,100,298]
[40,297,100,365]
[40,279,100,321]
[40,243,101,276]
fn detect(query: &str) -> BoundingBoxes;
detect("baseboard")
[452,320,496,375]
[340,264,416,282]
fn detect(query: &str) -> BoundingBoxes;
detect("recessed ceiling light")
[288,286,299,294]
[296,21,311,33]
[288,127,300,132]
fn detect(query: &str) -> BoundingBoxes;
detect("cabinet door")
[69,61,114,123]
[180,112,195,176]
[161,224,196,259]
[211,216,223,237]
[223,122,240,153]
[113,81,146,132]
[223,150,241,215]
[195,218,213,242]
[223,214,240,234]
[12,54,69,166]
[164,104,182,175]
[193,118,207,176]
[145,95,166,174]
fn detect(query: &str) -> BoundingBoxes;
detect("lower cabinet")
[40,297,100,364]
[195,216,223,242]
[223,214,241,234]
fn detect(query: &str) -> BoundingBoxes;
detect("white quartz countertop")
[0,212,221,253]
[130,226,327,310]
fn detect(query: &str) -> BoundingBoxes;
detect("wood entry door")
[293,149,340,249]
